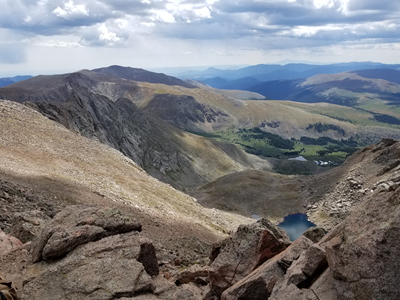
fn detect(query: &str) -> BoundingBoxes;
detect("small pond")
[277,213,316,241]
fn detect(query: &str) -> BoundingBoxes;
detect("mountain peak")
[92,65,196,88]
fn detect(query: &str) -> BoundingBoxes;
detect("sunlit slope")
[136,81,400,141]
[0,100,251,233]
[190,170,307,222]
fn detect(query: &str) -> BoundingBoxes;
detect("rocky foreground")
[1,141,400,300]
[1,128,400,300]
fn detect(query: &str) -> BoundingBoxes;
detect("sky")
[0,0,399,76]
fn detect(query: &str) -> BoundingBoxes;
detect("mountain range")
[2,65,400,183]
[179,61,400,82]
[0,75,32,87]
[0,70,267,190]
[0,63,400,299]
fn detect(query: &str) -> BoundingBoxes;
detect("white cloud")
[98,24,121,44]
[53,0,89,19]
[313,0,336,9]
[150,10,176,23]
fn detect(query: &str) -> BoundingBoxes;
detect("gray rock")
[42,225,105,260]
[174,265,208,285]
[309,269,338,300]
[321,176,400,299]
[10,210,50,243]
[22,258,151,300]
[22,206,162,300]
[0,228,24,259]
[221,255,285,300]
[278,235,314,270]
[267,242,328,300]
[270,283,317,300]
[209,218,290,297]
[302,227,325,243]
[31,205,142,262]
[300,244,327,279]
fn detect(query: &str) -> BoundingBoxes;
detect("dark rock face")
[138,242,160,277]
[208,218,290,297]
[143,93,232,132]
[30,88,197,189]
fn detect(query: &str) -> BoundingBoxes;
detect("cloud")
[53,0,89,19]
[0,0,398,68]
[80,19,131,47]
[0,0,114,35]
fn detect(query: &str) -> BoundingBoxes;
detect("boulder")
[221,235,314,300]
[308,269,338,300]
[23,257,152,300]
[302,226,325,243]
[41,225,106,260]
[31,205,142,262]
[221,254,284,300]
[0,228,24,258]
[269,243,327,300]
[209,218,290,297]
[22,206,161,300]
[278,235,314,270]
[10,210,50,243]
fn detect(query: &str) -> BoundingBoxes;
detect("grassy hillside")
[135,80,400,168]
[190,170,307,222]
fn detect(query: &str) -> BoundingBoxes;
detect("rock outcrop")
[0,229,25,261]
[17,205,210,300]
[212,141,400,299]
[307,138,400,230]
[208,218,290,297]
[10,210,50,244]
[221,235,314,300]
[30,205,142,263]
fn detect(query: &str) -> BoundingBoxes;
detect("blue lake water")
[278,213,316,241]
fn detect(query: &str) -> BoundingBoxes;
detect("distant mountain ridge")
[92,65,196,88]
[2,64,400,181]
[0,75,32,87]
[179,62,400,86]
[246,70,400,107]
